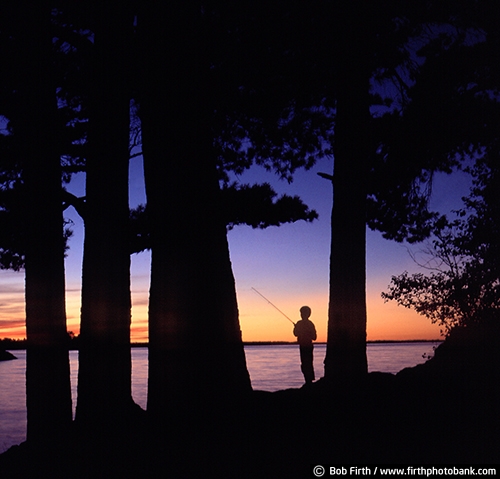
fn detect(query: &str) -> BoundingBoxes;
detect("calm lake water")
[0,342,439,454]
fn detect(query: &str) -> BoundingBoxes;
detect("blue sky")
[0,153,472,341]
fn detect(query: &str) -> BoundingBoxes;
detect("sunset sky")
[0,154,472,342]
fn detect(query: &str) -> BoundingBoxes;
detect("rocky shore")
[0,349,16,361]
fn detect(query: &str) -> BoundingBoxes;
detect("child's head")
[300,306,311,319]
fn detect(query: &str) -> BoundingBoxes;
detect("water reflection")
[0,342,439,453]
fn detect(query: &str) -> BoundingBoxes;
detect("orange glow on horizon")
[365,290,441,341]
[1,285,442,343]
[237,288,442,343]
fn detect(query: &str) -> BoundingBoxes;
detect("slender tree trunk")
[324,9,371,380]
[76,3,136,426]
[138,3,251,419]
[15,3,72,442]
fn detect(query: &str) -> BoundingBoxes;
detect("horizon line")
[1,338,443,348]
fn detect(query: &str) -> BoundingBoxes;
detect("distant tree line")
[0,338,27,350]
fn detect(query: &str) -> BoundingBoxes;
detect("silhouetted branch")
[61,189,86,219]
[222,183,318,229]
[317,172,334,182]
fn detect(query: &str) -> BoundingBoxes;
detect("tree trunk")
[138,3,251,419]
[14,3,73,442]
[76,4,136,426]
[324,9,371,380]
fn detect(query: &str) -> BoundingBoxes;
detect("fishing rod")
[251,287,296,325]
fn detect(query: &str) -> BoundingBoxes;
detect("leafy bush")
[382,157,500,336]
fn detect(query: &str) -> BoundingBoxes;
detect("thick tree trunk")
[138,3,251,419]
[76,4,136,426]
[15,3,73,442]
[324,11,371,380]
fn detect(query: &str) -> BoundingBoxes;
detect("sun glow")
[0,273,441,343]
[238,287,441,343]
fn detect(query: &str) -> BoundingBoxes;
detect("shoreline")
[242,339,441,346]
[1,322,497,475]
[0,338,443,350]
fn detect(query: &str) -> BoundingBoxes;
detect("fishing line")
[251,287,295,325]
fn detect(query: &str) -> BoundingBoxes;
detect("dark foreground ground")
[1,322,499,479]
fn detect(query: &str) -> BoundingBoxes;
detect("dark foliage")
[129,185,318,255]
[367,5,500,242]
[0,184,25,271]
[383,156,500,335]
[223,183,318,230]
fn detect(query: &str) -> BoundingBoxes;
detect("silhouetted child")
[293,306,317,384]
